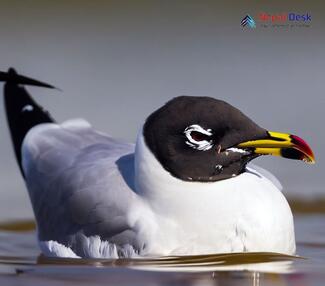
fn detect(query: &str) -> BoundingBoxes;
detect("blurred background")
[0,0,324,220]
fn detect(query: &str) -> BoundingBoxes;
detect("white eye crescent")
[184,124,213,151]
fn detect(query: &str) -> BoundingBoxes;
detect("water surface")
[0,205,325,286]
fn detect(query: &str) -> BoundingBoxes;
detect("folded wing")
[22,119,141,253]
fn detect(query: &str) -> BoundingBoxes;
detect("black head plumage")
[143,96,268,182]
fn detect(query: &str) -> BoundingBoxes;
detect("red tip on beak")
[291,135,315,164]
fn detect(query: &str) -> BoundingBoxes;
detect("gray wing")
[22,119,140,249]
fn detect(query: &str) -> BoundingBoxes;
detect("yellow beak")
[237,131,315,164]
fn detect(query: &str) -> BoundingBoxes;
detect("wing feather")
[22,119,139,246]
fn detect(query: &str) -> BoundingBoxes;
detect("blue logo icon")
[241,15,256,28]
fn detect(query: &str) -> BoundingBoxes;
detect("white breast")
[134,132,296,256]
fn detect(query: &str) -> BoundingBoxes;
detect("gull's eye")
[184,124,213,151]
[190,131,210,142]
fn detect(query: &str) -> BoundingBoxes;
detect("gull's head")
[142,96,315,182]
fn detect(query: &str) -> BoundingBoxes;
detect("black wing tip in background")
[0,67,59,90]
[2,67,57,177]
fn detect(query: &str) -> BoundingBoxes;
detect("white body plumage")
[22,120,295,258]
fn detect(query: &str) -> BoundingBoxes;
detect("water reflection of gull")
[35,252,298,274]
